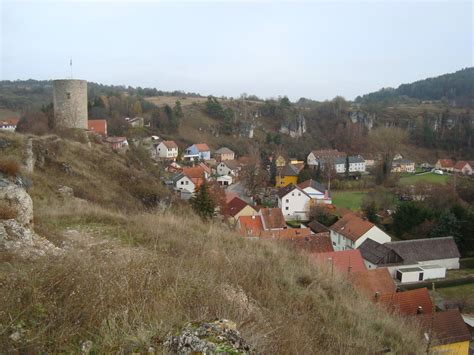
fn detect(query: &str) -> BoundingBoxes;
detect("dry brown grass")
[145,96,209,107]
[0,131,425,353]
[0,198,425,353]
[0,201,17,220]
[0,159,20,177]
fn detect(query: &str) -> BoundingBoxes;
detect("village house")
[217,175,232,186]
[285,232,334,254]
[391,159,416,173]
[277,184,311,221]
[156,140,179,160]
[226,196,257,224]
[217,160,242,176]
[297,179,332,204]
[184,143,211,161]
[361,154,378,168]
[313,249,367,274]
[453,160,473,175]
[329,213,391,251]
[435,159,455,172]
[349,268,397,300]
[378,288,433,316]
[172,173,196,199]
[418,310,471,355]
[127,117,145,128]
[87,119,108,136]
[274,155,287,168]
[358,237,460,283]
[214,147,235,162]
[307,149,345,167]
[276,164,300,187]
[105,136,128,150]
[333,156,366,174]
[197,162,212,178]
[0,118,19,131]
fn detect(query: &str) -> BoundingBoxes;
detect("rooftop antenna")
[69,58,73,79]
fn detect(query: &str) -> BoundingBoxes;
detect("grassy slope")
[332,191,367,211]
[0,131,425,353]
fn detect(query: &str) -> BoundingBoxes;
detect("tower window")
[66,92,71,99]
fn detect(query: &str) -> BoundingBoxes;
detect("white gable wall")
[278,190,311,221]
[354,226,391,248]
[175,176,195,194]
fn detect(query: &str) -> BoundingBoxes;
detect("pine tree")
[190,181,215,219]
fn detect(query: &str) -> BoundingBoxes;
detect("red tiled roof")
[227,197,250,217]
[330,213,374,242]
[198,162,212,175]
[195,143,210,152]
[437,159,455,168]
[349,268,396,299]
[88,119,107,135]
[182,166,206,187]
[260,227,312,238]
[286,232,334,253]
[238,215,264,237]
[162,140,178,149]
[0,118,20,126]
[313,249,366,273]
[379,288,433,316]
[418,309,471,346]
[260,208,286,230]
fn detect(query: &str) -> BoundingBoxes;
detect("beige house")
[435,159,455,172]
[227,197,257,223]
[215,147,235,162]
[391,159,415,173]
[454,161,473,175]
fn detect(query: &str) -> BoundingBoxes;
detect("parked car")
[433,169,444,175]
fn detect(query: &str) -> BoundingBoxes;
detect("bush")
[0,159,20,177]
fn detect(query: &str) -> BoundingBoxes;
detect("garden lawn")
[399,172,450,185]
[332,191,367,211]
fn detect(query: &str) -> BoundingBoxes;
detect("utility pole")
[70,58,73,79]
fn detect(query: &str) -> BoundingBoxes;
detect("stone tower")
[53,79,88,129]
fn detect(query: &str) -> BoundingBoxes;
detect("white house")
[217,160,241,176]
[277,185,311,221]
[333,156,366,174]
[172,173,195,195]
[297,179,332,204]
[0,118,19,131]
[329,213,391,251]
[358,237,460,282]
[217,175,233,186]
[156,140,179,160]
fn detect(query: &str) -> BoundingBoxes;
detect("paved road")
[226,182,252,204]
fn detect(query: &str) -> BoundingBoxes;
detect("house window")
[419,272,424,281]
[292,193,294,196]
[185,181,189,185]
[181,181,184,185]
[298,193,301,196]
[285,207,289,211]
[285,199,289,203]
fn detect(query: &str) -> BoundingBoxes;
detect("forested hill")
[356,67,474,107]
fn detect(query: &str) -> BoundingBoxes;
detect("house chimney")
[374,292,380,301]
[348,265,352,273]
[417,306,423,314]
[252,215,256,220]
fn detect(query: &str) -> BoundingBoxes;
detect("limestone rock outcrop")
[164,319,252,354]
[0,176,60,258]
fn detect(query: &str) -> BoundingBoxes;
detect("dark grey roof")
[385,237,460,264]
[307,220,330,233]
[171,173,186,183]
[334,156,365,164]
[280,164,299,177]
[221,160,241,170]
[358,238,403,265]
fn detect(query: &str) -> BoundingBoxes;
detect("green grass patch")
[332,191,367,211]
[436,283,474,312]
[399,172,450,185]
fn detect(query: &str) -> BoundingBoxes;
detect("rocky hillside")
[0,131,425,353]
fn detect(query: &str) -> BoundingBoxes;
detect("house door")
[418,272,424,281]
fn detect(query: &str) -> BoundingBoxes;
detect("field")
[0,108,20,120]
[436,283,474,313]
[145,95,209,107]
[399,172,450,185]
[332,190,367,211]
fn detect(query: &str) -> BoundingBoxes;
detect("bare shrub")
[0,159,20,177]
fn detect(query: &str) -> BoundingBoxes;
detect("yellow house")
[275,155,286,168]
[276,164,299,187]
[420,310,471,355]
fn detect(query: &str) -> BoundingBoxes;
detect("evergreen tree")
[344,155,350,179]
[190,181,215,220]
[363,201,379,224]
[269,160,277,186]
[430,211,462,244]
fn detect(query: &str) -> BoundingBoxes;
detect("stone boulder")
[164,319,252,354]
[0,177,60,258]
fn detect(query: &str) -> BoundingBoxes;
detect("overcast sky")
[1,0,472,100]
